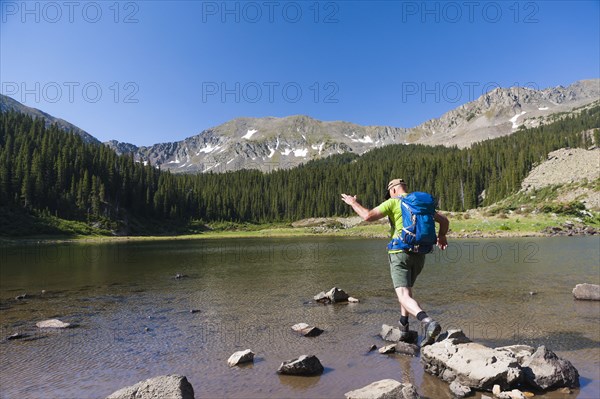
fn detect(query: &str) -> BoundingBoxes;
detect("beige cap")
[387,178,406,190]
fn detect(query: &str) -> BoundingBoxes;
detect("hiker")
[341,178,450,346]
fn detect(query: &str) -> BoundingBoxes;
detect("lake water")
[0,236,599,398]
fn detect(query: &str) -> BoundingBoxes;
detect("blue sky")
[1,0,599,146]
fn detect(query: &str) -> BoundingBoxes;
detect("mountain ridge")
[0,94,100,145]
[106,79,598,173]
[2,79,598,173]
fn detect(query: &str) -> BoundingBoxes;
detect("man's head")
[386,178,407,199]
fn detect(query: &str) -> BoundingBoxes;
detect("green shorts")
[388,251,426,288]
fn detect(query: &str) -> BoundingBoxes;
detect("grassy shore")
[1,211,597,246]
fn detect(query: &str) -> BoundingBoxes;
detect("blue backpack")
[387,192,437,254]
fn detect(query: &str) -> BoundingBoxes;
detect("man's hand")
[341,193,357,206]
[341,193,385,222]
[437,235,448,250]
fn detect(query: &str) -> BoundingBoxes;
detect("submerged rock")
[106,374,194,399]
[227,349,255,367]
[521,345,580,390]
[7,332,28,340]
[277,355,324,376]
[572,283,600,300]
[36,319,71,329]
[344,379,419,399]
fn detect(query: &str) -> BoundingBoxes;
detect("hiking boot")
[398,321,409,332]
[420,319,441,347]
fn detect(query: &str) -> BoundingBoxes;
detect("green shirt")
[377,194,407,253]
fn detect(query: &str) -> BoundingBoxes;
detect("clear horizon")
[1,1,599,146]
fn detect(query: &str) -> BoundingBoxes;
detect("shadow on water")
[480,330,600,352]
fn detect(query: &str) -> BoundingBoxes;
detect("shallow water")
[0,236,598,398]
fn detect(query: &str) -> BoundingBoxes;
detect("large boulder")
[572,283,600,300]
[435,329,472,345]
[521,346,580,390]
[106,375,194,399]
[421,330,522,391]
[344,379,419,399]
[277,355,324,376]
[227,349,254,367]
[379,324,418,345]
[494,345,535,365]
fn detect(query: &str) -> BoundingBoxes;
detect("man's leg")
[390,252,441,346]
[395,286,423,317]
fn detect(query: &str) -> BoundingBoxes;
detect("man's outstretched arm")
[341,193,385,222]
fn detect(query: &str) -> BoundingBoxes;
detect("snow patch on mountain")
[293,148,308,157]
[510,111,527,129]
[242,129,258,139]
[197,144,221,154]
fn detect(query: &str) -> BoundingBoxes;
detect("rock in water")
[345,379,419,399]
[277,355,324,376]
[314,287,350,303]
[572,283,600,300]
[291,322,310,332]
[326,287,349,303]
[291,323,324,337]
[521,346,580,390]
[313,291,330,303]
[380,324,418,344]
[508,389,527,399]
[449,380,472,398]
[36,319,71,329]
[378,344,397,354]
[227,349,255,367]
[7,332,28,340]
[395,341,420,357]
[106,375,194,399]
[421,338,522,391]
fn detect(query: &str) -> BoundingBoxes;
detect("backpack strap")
[391,195,411,237]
